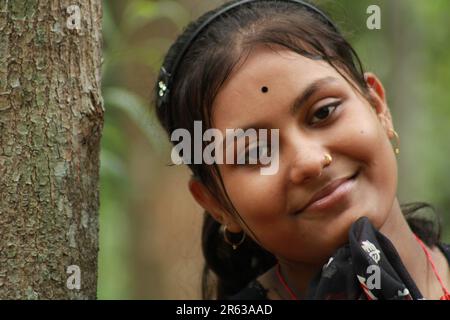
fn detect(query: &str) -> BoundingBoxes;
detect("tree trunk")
[0,0,103,299]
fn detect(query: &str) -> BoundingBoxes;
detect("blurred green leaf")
[100,149,128,179]
[124,0,191,33]
[103,87,169,155]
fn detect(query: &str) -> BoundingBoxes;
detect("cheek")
[335,104,395,174]
[220,167,292,248]
[335,107,398,225]
[222,170,285,223]
[351,115,397,195]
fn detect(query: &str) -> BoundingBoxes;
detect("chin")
[327,207,382,245]
[348,206,389,231]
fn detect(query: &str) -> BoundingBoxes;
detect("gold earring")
[389,129,400,155]
[222,225,246,250]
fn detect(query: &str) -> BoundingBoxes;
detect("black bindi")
[261,86,269,93]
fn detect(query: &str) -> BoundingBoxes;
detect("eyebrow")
[221,76,340,148]
[290,76,339,116]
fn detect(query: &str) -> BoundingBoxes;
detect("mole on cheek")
[261,86,269,93]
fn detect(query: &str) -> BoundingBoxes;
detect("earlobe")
[188,177,242,232]
[377,113,393,133]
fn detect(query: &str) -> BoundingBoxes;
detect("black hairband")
[157,0,339,109]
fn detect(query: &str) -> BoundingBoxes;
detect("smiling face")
[196,45,398,266]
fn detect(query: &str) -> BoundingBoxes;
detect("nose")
[289,142,331,185]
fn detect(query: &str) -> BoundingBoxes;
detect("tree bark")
[0,0,103,299]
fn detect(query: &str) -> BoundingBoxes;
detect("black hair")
[153,0,442,299]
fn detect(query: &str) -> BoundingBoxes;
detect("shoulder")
[226,280,269,300]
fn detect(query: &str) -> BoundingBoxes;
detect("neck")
[379,198,441,299]
[274,259,320,299]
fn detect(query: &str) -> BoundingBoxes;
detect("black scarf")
[306,216,424,300]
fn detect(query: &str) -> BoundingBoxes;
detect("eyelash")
[238,143,270,167]
[309,101,341,125]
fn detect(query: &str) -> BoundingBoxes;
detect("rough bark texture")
[0,0,103,299]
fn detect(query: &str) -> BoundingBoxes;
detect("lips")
[296,170,359,214]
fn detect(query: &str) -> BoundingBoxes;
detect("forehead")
[211,46,342,130]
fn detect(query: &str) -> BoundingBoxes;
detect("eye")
[309,101,341,125]
[237,143,270,166]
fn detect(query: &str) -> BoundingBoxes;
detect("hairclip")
[157,66,171,108]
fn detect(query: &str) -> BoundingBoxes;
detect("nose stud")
[318,153,332,177]
[324,154,333,166]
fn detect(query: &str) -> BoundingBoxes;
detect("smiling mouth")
[295,169,360,215]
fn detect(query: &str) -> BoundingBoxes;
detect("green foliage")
[99,0,184,299]
[103,87,168,154]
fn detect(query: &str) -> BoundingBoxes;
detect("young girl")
[154,0,450,300]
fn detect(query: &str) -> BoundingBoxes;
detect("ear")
[188,176,242,233]
[364,72,395,139]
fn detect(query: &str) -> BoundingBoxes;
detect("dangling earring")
[222,225,246,250]
[389,129,400,155]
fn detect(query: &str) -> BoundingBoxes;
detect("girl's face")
[196,46,398,266]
